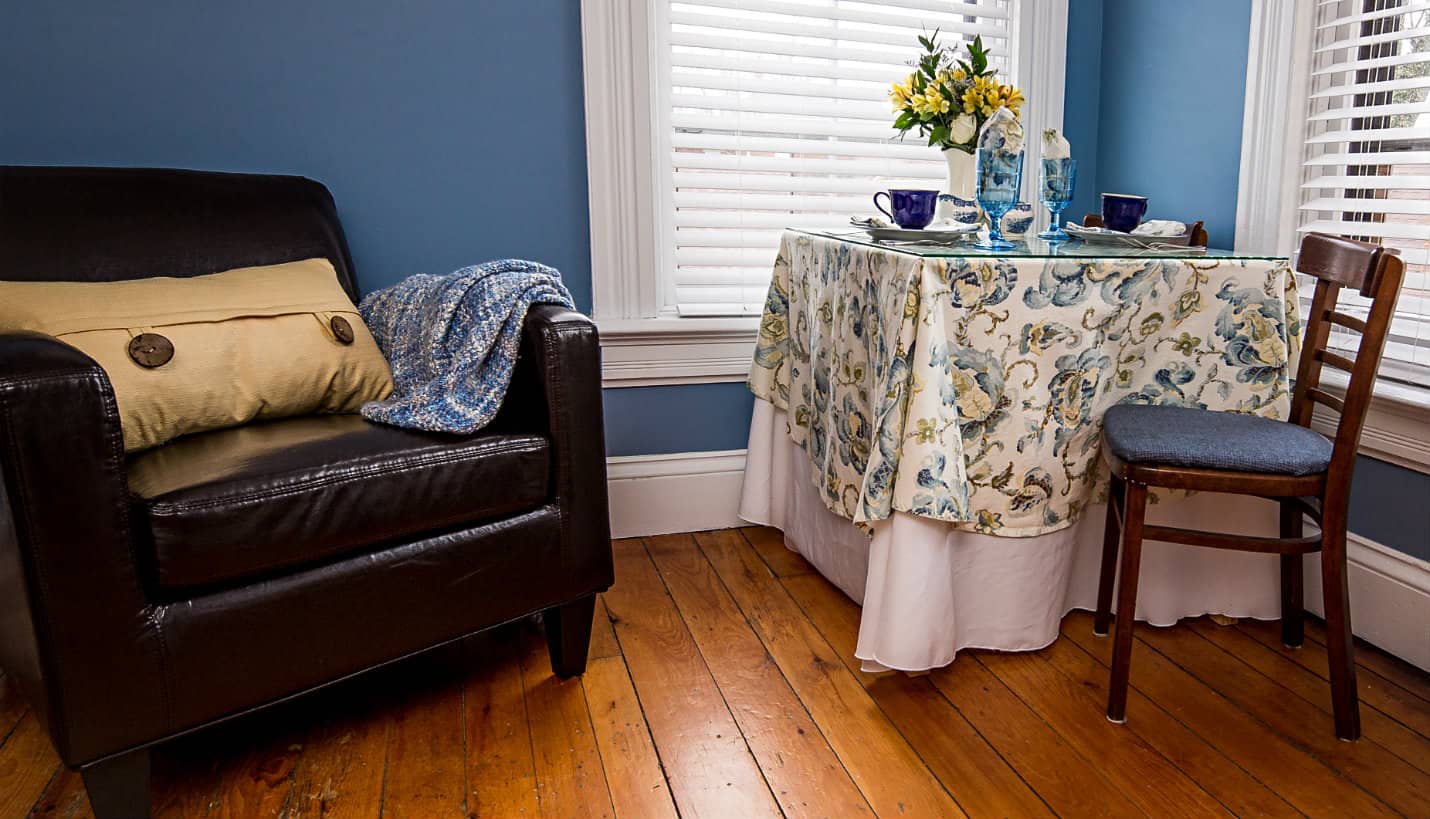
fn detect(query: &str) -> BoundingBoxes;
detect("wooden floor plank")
[0,714,63,819]
[1235,618,1430,739]
[588,595,621,662]
[1137,622,1430,818]
[602,539,781,819]
[285,681,390,819]
[27,767,94,818]
[739,526,815,578]
[1061,613,1399,818]
[204,723,303,818]
[977,650,1232,817]
[1040,638,1297,818]
[645,533,873,819]
[1301,618,1430,702]
[380,654,469,819]
[930,653,1145,818]
[581,655,678,819]
[518,623,614,819]
[693,529,965,819]
[781,571,1057,819]
[465,630,540,819]
[1192,618,1430,773]
[151,737,229,818]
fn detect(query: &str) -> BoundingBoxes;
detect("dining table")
[739,228,1302,672]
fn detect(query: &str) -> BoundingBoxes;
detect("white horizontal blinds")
[666,0,1013,316]
[1300,0,1430,385]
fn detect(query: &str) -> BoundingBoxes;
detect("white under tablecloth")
[739,401,1284,672]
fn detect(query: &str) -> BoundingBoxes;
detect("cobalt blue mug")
[1101,193,1149,233]
[874,188,939,229]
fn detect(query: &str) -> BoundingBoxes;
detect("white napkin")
[1131,220,1185,237]
[1042,129,1071,160]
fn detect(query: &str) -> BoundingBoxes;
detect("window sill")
[1312,371,1430,473]
[598,316,759,388]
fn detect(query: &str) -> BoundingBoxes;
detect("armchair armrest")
[498,306,613,589]
[0,331,167,764]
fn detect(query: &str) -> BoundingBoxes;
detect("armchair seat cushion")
[127,414,550,593]
[1101,404,1333,476]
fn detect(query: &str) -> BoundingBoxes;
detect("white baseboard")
[604,453,1429,669]
[1303,532,1430,671]
[606,449,747,538]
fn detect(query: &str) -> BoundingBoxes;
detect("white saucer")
[865,223,979,242]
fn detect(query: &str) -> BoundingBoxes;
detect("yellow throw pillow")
[0,258,394,452]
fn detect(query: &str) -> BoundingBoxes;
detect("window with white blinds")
[662,0,1014,316]
[1298,0,1430,386]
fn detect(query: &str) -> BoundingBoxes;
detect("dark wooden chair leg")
[1279,501,1305,648]
[1094,475,1125,636]
[1319,522,1361,740]
[1107,481,1147,724]
[545,593,598,679]
[81,747,151,819]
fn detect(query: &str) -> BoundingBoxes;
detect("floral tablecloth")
[748,230,1300,537]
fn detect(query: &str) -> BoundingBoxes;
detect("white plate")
[865,223,979,242]
[1064,223,1193,248]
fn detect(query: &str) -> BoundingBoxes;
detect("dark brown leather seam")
[145,440,547,514]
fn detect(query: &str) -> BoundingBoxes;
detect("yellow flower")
[1003,86,1025,113]
[952,68,968,82]
[889,74,915,111]
[961,87,982,113]
[912,86,950,117]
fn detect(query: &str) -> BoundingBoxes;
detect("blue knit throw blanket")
[358,259,574,433]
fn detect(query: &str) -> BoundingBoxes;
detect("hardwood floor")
[3,526,1428,818]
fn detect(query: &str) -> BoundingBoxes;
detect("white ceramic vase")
[938,147,978,222]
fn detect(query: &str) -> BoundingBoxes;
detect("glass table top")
[797,228,1285,261]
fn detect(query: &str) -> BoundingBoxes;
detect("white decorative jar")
[937,147,980,223]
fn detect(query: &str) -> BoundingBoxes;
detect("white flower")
[948,113,977,145]
[1042,128,1071,159]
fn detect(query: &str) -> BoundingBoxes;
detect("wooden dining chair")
[1092,232,1404,740]
[1082,214,1208,247]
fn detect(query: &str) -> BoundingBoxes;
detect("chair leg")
[544,593,598,679]
[1279,501,1304,649]
[81,747,150,819]
[1107,481,1147,725]
[1094,475,1125,636]
[1319,522,1361,741]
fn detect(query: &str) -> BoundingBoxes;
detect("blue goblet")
[974,148,1024,250]
[1037,158,1077,242]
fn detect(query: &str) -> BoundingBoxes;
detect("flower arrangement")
[889,33,1024,154]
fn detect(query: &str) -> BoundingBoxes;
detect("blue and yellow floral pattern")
[748,231,1300,536]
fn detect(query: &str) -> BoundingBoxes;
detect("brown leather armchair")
[0,166,613,818]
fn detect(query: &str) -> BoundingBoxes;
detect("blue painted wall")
[1094,0,1251,250]
[0,0,594,311]
[1063,0,1104,225]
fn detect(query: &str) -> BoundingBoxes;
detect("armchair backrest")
[0,166,359,300]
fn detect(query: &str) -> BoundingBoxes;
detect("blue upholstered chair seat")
[1101,404,1333,476]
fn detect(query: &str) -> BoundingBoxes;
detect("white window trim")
[581,0,1068,387]
[1234,0,1430,472]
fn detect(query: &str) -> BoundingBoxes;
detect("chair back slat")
[1325,310,1367,333]
[1288,233,1404,510]
[1306,387,1346,413]
[1312,349,1357,374]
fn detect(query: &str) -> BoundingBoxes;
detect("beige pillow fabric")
[0,258,393,452]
